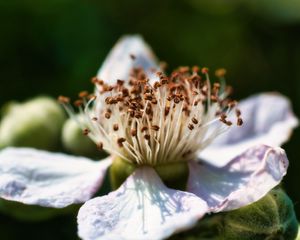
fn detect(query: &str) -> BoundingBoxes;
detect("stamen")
[59,65,243,166]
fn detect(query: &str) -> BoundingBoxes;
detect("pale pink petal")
[78,166,208,240]
[188,145,288,212]
[200,93,298,167]
[0,147,111,208]
[96,35,159,85]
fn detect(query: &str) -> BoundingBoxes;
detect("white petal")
[97,35,159,85]
[0,147,111,208]
[188,145,288,212]
[78,166,208,240]
[200,93,298,167]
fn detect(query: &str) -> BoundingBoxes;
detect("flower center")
[59,66,242,167]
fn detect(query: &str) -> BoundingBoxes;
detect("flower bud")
[221,188,298,240]
[62,115,106,158]
[0,96,66,150]
[109,157,189,190]
[169,188,298,240]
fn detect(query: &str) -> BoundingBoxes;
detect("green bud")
[169,188,298,240]
[109,157,189,190]
[0,96,66,150]
[62,115,106,158]
[221,188,298,240]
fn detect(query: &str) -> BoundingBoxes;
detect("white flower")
[0,36,298,240]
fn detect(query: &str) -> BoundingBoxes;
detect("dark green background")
[0,0,300,239]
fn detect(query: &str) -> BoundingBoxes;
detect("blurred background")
[0,0,300,239]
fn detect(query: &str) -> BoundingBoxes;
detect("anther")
[97,142,103,150]
[83,128,90,136]
[144,134,151,140]
[104,112,111,119]
[113,124,119,131]
[215,68,227,78]
[188,124,194,130]
[74,100,83,107]
[79,91,89,98]
[131,129,137,137]
[141,126,148,132]
[201,67,209,74]
[58,96,70,104]
[130,54,136,60]
[151,125,160,131]
[237,118,243,126]
[117,138,126,147]
[192,117,199,124]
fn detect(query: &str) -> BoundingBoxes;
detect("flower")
[0,36,298,240]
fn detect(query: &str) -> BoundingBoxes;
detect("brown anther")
[192,91,199,96]
[192,66,200,73]
[144,134,151,140]
[179,66,190,73]
[97,142,103,150]
[215,68,227,78]
[58,96,70,104]
[201,67,209,74]
[117,79,124,86]
[174,96,181,104]
[154,81,161,89]
[165,107,170,116]
[160,77,169,85]
[92,117,98,121]
[151,98,158,104]
[237,118,243,126]
[167,95,173,101]
[159,61,168,70]
[192,117,199,124]
[213,82,221,90]
[131,129,137,137]
[130,54,136,60]
[135,111,143,118]
[83,128,90,136]
[113,124,119,131]
[146,106,152,115]
[228,101,237,108]
[235,109,241,117]
[91,77,99,84]
[141,126,148,132]
[225,121,233,126]
[151,125,160,131]
[156,71,163,77]
[79,91,89,98]
[88,94,97,100]
[104,112,111,119]
[144,93,153,101]
[188,124,194,130]
[117,138,126,147]
[74,100,83,107]
[116,96,123,102]
[220,113,227,120]
[210,95,218,102]
[122,88,129,97]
